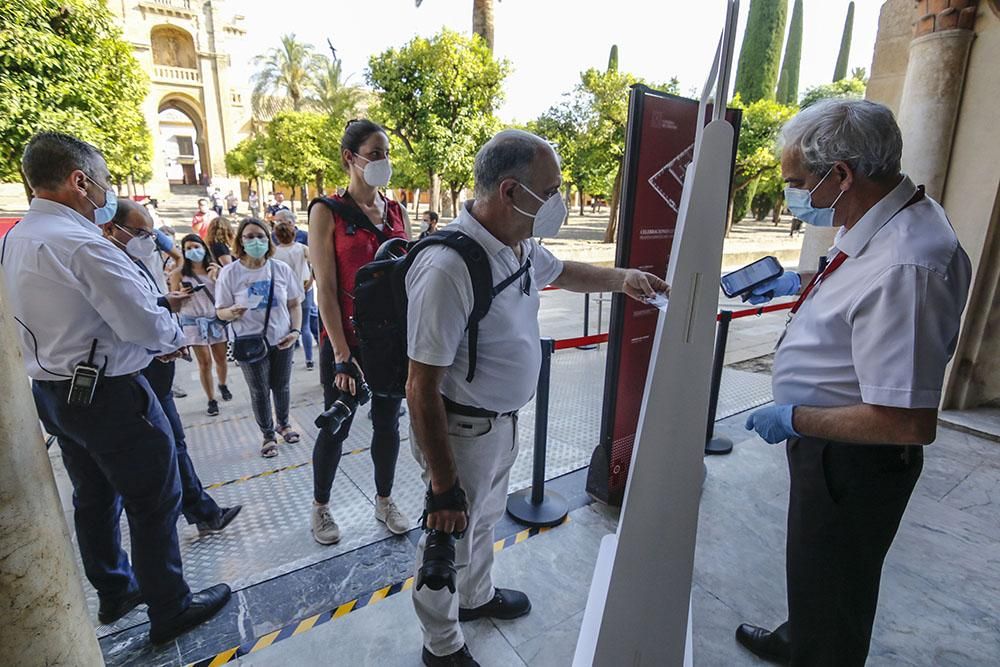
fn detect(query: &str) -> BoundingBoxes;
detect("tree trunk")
[472,0,495,52]
[429,171,441,214]
[413,188,421,216]
[772,196,783,225]
[315,171,325,197]
[450,188,460,217]
[579,189,586,217]
[603,160,624,243]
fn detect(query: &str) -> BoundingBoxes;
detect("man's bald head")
[473,129,559,201]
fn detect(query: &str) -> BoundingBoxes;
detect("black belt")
[442,395,517,419]
[37,370,140,387]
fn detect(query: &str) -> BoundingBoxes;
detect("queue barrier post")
[705,310,734,456]
[577,293,597,350]
[506,337,568,527]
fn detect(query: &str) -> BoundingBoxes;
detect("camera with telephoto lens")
[314,380,371,436]
[415,482,468,593]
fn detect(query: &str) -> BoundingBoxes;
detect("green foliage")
[310,57,363,126]
[259,111,343,194]
[224,135,267,180]
[729,94,797,224]
[775,0,803,105]
[800,76,866,109]
[734,0,788,103]
[607,45,619,73]
[252,34,325,114]
[366,29,510,199]
[0,0,152,185]
[833,2,855,82]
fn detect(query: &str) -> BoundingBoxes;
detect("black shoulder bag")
[231,262,275,363]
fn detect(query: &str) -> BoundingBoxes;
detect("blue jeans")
[142,359,221,525]
[32,374,192,623]
[301,287,317,363]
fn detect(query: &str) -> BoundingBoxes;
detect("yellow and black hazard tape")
[203,447,370,491]
[186,518,569,667]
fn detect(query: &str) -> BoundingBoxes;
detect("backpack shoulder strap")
[402,230,493,382]
[308,196,388,244]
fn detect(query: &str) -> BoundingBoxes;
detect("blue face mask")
[244,238,269,259]
[84,174,118,226]
[784,168,845,227]
[185,247,206,263]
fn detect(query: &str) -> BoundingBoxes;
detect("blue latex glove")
[747,271,801,305]
[745,405,799,444]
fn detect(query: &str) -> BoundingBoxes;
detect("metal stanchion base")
[704,436,733,456]
[576,343,598,350]
[506,488,568,528]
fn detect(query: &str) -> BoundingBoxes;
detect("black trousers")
[783,437,923,666]
[312,337,401,503]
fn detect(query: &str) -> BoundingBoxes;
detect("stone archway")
[158,94,210,185]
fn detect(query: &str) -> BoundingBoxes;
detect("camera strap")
[420,481,469,538]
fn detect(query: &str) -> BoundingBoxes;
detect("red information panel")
[587,85,740,505]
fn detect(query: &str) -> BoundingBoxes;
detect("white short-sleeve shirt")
[215,258,304,347]
[772,175,972,409]
[405,202,564,413]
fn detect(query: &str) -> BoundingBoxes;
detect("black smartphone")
[182,281,205,293]
[720,256,784,299]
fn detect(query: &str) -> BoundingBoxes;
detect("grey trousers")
[238,344,294,441]
[410,411,520,657]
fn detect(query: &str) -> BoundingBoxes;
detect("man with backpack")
[404,129,667,667]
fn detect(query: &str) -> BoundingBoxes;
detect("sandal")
[260,439,278,458]
[277,426,300,444]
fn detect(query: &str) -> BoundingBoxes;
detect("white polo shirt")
[406,202,564,413]
[772,175,971,409]
[1,198,184,380]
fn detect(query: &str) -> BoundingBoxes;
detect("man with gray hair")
[1,132,231,643]
[405,129,668,666]
[738,100,972,665]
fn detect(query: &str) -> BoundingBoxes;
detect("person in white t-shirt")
[272,212,315,369]
[216,218,304,458]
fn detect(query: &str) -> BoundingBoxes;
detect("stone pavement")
[227,413,1000,667]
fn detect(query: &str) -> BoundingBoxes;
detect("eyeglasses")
[114,223,155,240]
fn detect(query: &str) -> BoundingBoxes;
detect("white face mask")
[354,154,392,188]
[513,183,567,238]
[114,223,158,259]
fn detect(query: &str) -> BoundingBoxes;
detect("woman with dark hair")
[206,216,235,266]
[272,213,315,370]
[307,119,412,544]
[169,234,232,416]
[216,218,304,458]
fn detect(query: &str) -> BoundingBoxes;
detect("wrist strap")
[421,480,468,537]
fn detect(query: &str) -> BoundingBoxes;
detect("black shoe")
[98,588,143,625]
[149,584,231,645]
[207,399,219,416]
[459,588,530,621]
[422,644,479,666]
[735,622,791,665]
[197,505,242,536]
[305,361,315,370]
[219,384,233,401]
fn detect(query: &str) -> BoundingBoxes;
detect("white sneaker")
[311,504,341,545]
[374,496,409,535]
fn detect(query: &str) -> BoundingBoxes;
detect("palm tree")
[251,34,323,115]
[415,0,496,52]
[310,57,364,122]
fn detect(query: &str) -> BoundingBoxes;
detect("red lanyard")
[788,251,848,319]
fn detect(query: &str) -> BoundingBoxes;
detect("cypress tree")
[775,0,803,105]
[833,2,855,82]
[608,44,619,73]
[733,0,788,103]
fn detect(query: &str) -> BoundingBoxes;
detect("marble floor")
[219,414,1000,666]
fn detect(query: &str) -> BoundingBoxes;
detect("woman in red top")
[308,119,411,544]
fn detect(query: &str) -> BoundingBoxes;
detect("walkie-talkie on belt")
[67,339,100,407]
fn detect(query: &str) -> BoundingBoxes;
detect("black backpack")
[309,196,529,398]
